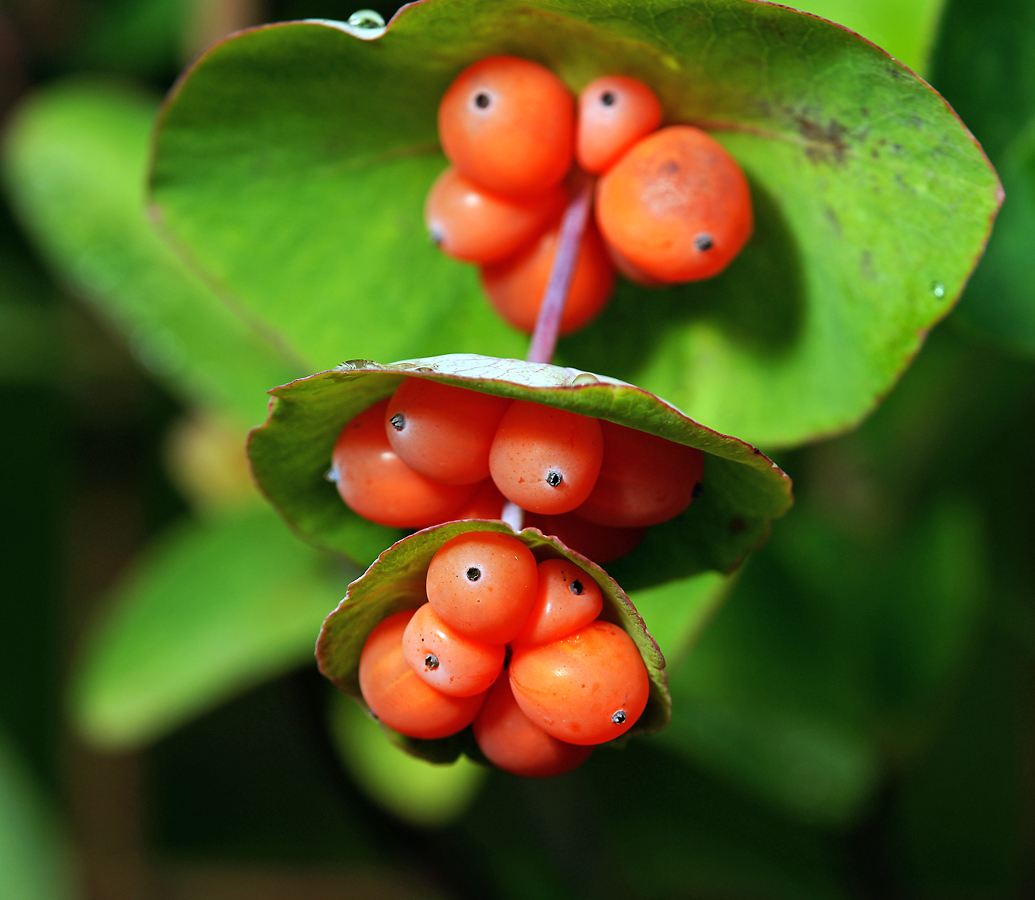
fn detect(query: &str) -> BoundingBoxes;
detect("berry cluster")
[330,377,705,564]
[425,56,754,333]
[358,531,651,777]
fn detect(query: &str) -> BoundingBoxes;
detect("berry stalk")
[525,170,595,365]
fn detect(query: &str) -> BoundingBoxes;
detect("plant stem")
[525,171,594,365]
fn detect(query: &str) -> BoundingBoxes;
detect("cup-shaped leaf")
[247,354,793,591]
[316,519,668,762]
[150,1,1001,447]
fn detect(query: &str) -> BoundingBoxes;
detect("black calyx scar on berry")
[569,579,584,595]
[425,653,440,670]
[694,233,713,251]
[466,566,481,582]
[611,709,627,724]
[389,413,405,431]
[474,91,491,109]
[545,470,563,487]
[601,90,616,106]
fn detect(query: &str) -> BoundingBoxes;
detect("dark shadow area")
[560,177,805,380]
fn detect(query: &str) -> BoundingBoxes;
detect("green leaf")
[0,732,75,900]
[315,518,670,762]
[328,692,487,826]
[71,508,355,750]
[247,355,793,586]
[930,0,1035,354]
[149,1,1000,447]
[1,80,299,425]
[787,0,946,74]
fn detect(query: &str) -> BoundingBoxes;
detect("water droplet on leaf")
[347,9,385,29]
[931,281,945,298]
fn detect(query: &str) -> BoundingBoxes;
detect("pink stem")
[525,171,595,365]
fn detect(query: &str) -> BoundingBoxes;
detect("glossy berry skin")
[480,216,615,335]
[402,602,505,697]
[449,478,507,521]
[489,401,604,515]
[509,620,650,745]
[512,558,603,646]
[525,512,646,564]
[576,75,663,174]
[473,675,593,778]
[426,531,538,644]
[596,125,753,282]
[438,56,574,198]
[385,379,511,485]
[358,610,486,740]
[576,421,705,527]
[424,167,567,264]
[332,400,476,528]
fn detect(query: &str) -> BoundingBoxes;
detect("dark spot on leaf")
[730,518,746,533]
[753,448,761,454]
[796,115,849,163]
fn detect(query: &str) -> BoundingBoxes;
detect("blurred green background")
[1,0,1032,898]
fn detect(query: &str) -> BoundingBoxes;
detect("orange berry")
[596,125,753,282]
[448,478,507,521]
[489,401,604,515]
[438,56,574,198]
[358,610,486,740]
[525,511,646,564]
[385,379,511,485]
[425,167,566,264]
[509,620,650,745]
[480,215,615,335]
[331,400,476,528]
[576,75,663,174]
[512,558,603,646]
[576,421,705,527]
[426,531,538,644]
[402,603,505,697]
[473,675,593,777]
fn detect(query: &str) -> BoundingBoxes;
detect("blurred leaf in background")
[930,0,1035,354]
[0,731,76,900]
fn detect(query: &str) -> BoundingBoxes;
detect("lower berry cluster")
[359,531,650,777]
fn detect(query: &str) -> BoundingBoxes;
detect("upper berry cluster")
[425,56,754,334]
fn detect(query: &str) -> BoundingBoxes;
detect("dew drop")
[572,372,599,386]
[611,709,627,724]
[931,281,945,298]
[425,653,440,670]
[546,471,563,487]
[347,9,385,29]
[325,466,339,483]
